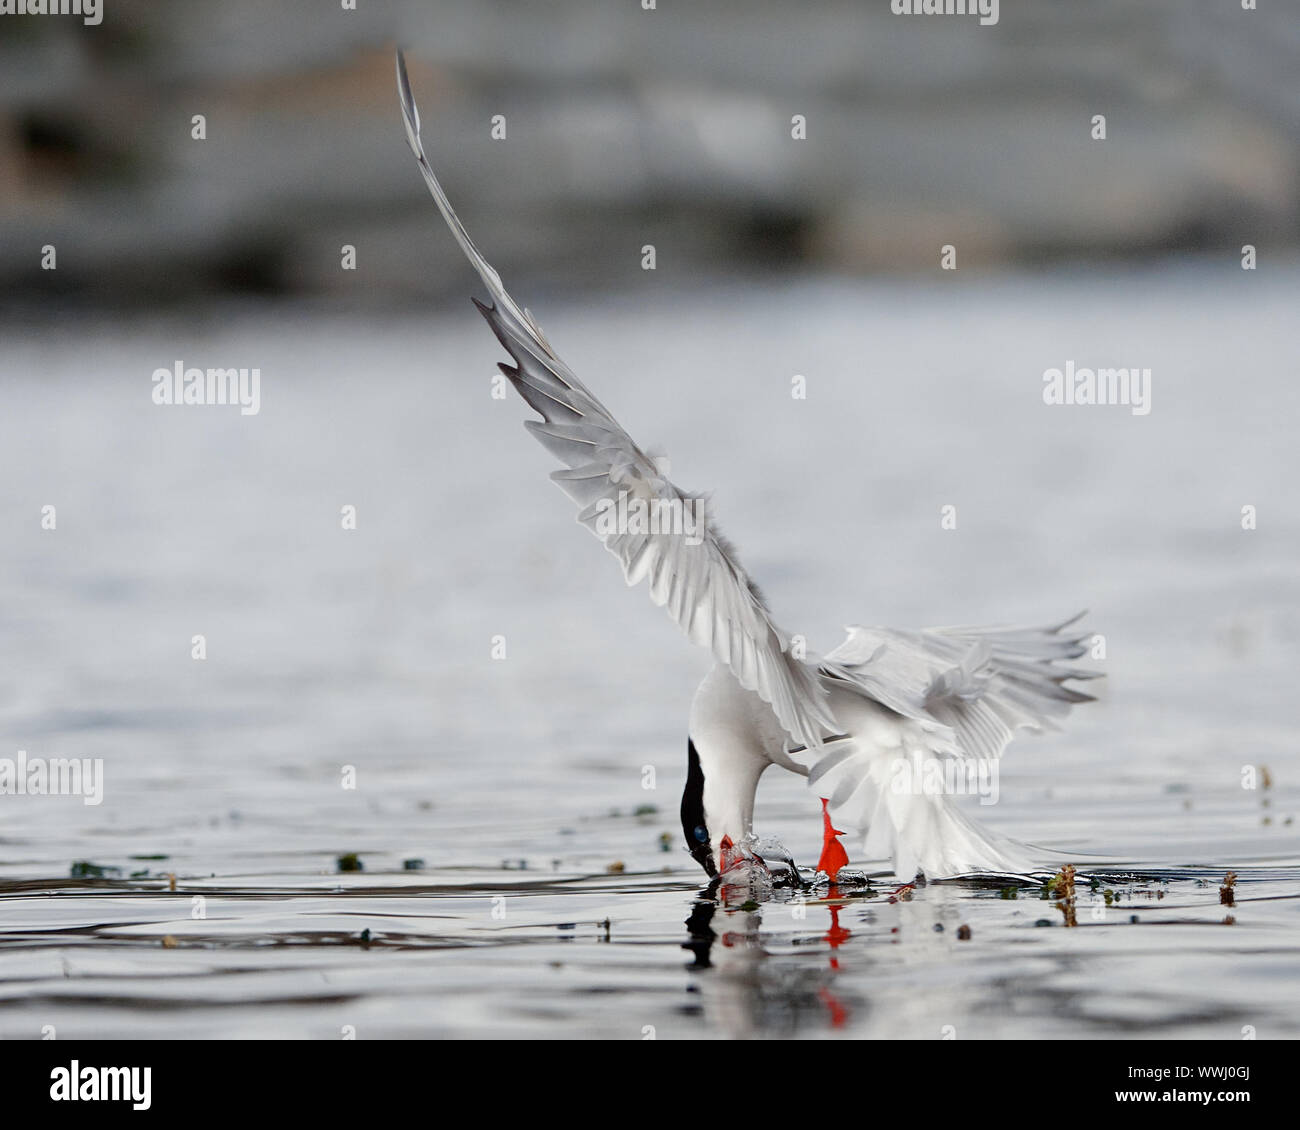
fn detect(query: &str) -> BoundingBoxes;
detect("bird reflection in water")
[682,887,857,1035]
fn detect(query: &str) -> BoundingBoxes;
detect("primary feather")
[396,51,836,751]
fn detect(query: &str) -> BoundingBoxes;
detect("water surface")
[2,263,1297,1038]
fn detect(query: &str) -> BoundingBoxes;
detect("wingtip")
[394,47,421,156]
[1050,609,1089,634]
[392,46,408,101]
[395,47,411,102]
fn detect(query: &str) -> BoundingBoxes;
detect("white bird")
[396,52,1099,884]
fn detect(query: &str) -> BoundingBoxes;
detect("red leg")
[816,798,849,880]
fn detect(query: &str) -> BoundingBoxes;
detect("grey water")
[1,261,1298,1038]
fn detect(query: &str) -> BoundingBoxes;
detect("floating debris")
[606,860,625,874]
[1220,871,1237,907]
[999,886,1018,900]
[1046,865,1076,899]
[658,832,673,852]
[402,858,425,871]
[336,853,363,872]
[69,861,121,879]
[1051,865,1079,927]
[160,935,177,948]
[1060,864,1076,899]
[957,924,972,940]
[633,804,658,817]
[168,873,177,892]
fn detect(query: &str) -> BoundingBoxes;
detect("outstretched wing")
[821,612,1099,762]
[806,614,1097,876]
[396,51,835,750]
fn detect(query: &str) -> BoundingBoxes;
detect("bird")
[395,51,1099,886]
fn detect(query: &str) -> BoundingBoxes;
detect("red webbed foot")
[816,798,849,881]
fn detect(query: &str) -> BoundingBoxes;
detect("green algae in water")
[70,861,122,879]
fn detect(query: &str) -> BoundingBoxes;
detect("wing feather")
[822,613,1100,763]
[396,51,835,749]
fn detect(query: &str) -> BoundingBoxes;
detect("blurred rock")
[0,0,1297,308]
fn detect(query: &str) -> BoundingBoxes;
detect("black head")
[680,739,716,877]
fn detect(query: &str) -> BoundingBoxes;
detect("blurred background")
[2,0,1299,308]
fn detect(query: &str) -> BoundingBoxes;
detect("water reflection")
[683,891,861,1037]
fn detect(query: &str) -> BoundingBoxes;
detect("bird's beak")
[717,835,741,874]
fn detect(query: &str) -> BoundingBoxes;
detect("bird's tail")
[810,731,1041,881]
[880,789,1040,880]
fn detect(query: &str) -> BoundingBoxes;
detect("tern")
[396,52,1099,884]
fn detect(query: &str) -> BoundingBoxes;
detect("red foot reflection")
[819,902,851,1027]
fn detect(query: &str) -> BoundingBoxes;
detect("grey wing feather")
[823,612,1099,762]
[396,51,835,750]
